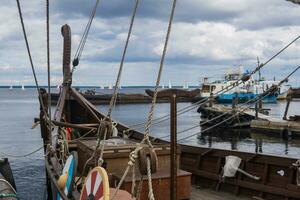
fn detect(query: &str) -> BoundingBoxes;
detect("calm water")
[1,88,300,199]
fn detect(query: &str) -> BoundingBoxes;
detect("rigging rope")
[175,65,300,142]
[142,0,177,144]
[16,0,49,122]
[46,0,52,140]
[147,157,155,200]
[112,1,177,199]
[107,0,140,119]
[72,0,100,72]
[0,146,45,158]
[159,85,278,140]
[124,35,300,131]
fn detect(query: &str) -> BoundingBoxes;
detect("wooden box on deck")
[77,138,181,175]
[112,169,192,200]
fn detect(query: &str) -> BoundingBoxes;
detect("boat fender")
[80,167,109,200]
[66,127,72,141]
[58,172,68,190]
[138,148,157,175]
[57,151,78,199]
[112,126,118,137]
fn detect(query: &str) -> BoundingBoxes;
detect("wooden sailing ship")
[7,0,293,199]
[36,21,300,200]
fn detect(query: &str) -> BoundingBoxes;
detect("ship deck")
[191,186,251,200]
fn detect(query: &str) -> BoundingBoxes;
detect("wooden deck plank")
[191,186,251,200]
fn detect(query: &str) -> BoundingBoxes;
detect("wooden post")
[255,102,258,119]
[209,92,213,107]
[283,95,291,120]
[145,88,199,200]
[232,97,238,109]
[259,99,263,112]
[39,88,51,150]
[170,93,177,200]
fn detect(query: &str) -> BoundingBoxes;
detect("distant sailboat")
[183,81,189,89]
[21,84,25,91]
[9,85,13,90]
[108,84,113,90]
[99,85,104,89]
[162,84,165,89]
[168,80,172,89]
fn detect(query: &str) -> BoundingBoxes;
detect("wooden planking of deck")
[191,186,251,200]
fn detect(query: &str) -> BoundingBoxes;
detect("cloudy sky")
[1,0,300,86]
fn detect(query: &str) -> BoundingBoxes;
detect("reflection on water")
[1,88,300,199]
[196,128,296,156]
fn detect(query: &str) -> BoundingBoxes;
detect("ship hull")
[216,93,277,104]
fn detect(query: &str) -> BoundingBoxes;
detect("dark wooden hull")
[291,88,300,99]
[46,92,300,199]
[181,145,300,200]
[44,89,300,200]
[50,92,195,105]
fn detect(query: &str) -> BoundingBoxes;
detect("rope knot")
[128,151,138,166]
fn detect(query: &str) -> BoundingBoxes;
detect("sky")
[1,0,300,86]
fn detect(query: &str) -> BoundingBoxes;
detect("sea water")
[1,88,300,199]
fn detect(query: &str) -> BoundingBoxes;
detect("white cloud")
[1,0,300,86]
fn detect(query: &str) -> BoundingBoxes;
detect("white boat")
[21,84,25,91]
[9,85,13,90]
[200,66,289,103]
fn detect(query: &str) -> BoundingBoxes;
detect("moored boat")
[0,158,17,200]
[200,67,289,104]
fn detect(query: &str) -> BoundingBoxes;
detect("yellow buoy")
[58,171,68,190]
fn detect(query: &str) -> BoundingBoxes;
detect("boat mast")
[257,57,261,81]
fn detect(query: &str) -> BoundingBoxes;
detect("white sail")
[168,80,172,89]
[21,84,25,91]
[183,81,188,89]
[9,85,13,90]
